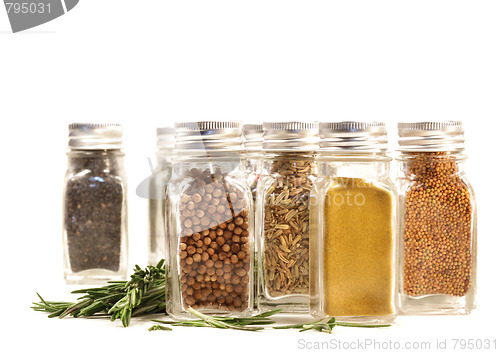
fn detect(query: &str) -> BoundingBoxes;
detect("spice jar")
[243,123,263,308]
[397,121,477,314]
[243,124,263,202]
[63,123,128,283]
[256,122,319,312]
[148,127,175,265]
[310,122,397,324]
[166,121,254,319]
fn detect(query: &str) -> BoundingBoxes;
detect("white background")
[1,1,499,352]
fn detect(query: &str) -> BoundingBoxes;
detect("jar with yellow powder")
[310,122,397,324]
[396,121,476,315]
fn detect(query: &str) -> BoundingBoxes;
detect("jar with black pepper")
[256,122,319,312]
[396,121,477,314]
[166,121,254,319]
[148,127,175,265]
[63,123,128,283]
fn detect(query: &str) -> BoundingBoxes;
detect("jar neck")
[67,149,124,172]
[261,152,317,179]
[156,148,175,168]
[318,157,391,179]
[398,150,466,177]
[172,152,245,177]
[397,150,466,160]
[262,151,316,165]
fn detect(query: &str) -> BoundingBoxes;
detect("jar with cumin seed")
[63,123,128,283]
[310,122,397,324]
[397,121,477,314]
[256,122,319,312]
[147,127,175,265]
[166,121,254,319]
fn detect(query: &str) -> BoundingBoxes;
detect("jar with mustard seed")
[396,121,477,315]
[166,121,254,319]
[310,122,397,324]
[256,122,319,312]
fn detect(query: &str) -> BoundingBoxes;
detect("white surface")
[1,1,499,352]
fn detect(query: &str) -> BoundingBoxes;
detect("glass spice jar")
[63,123,128,283]
[256,122,319,312]
[166,121,254,319]
[148,127,175,265]
[396,121,477,315]
[242,123,263,309]
[243,124,263,203]
[310,122,397,324]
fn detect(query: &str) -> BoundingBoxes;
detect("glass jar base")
[398,293,475,315]
[311,311,396,325]
[64,269,127,284]
[167,308,255,321]
[258,295,310,313]
[335,315,396,325]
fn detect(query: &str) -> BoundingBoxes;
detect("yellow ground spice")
[323,178,394,317]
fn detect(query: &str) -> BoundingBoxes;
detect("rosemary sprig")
[31,260,166,327]
[32,259,391,333]
[273,317,390,333]
[151,308,281,331]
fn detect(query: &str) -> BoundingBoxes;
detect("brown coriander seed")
[193,253,202,262]
[177,169,251,312]
[216,236,225,245]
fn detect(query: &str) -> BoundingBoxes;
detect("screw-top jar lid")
[262,121,319,152]
[68,123,123,150]
[243,124,263,152]
[398,121,465,152]
[156,127,175,150]
[319,121,388,153]
[175,121,243,153]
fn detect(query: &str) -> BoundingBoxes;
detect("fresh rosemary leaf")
[149,324,172,331]
[32,260,167,327]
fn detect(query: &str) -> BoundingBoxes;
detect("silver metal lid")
[319,121,388,153]
[175,121,243,153]
[243,124,263,152]
[398,121,465,152]
[68,123,123,150]
[262,121,319,151]
[156,127,175,150]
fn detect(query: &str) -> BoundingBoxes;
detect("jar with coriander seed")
[63,123,128,284]
[310,122,397,324]
[256,121,319,312]
[396,121,477,315]
[147,127,175,265]
[166,121,254,319]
